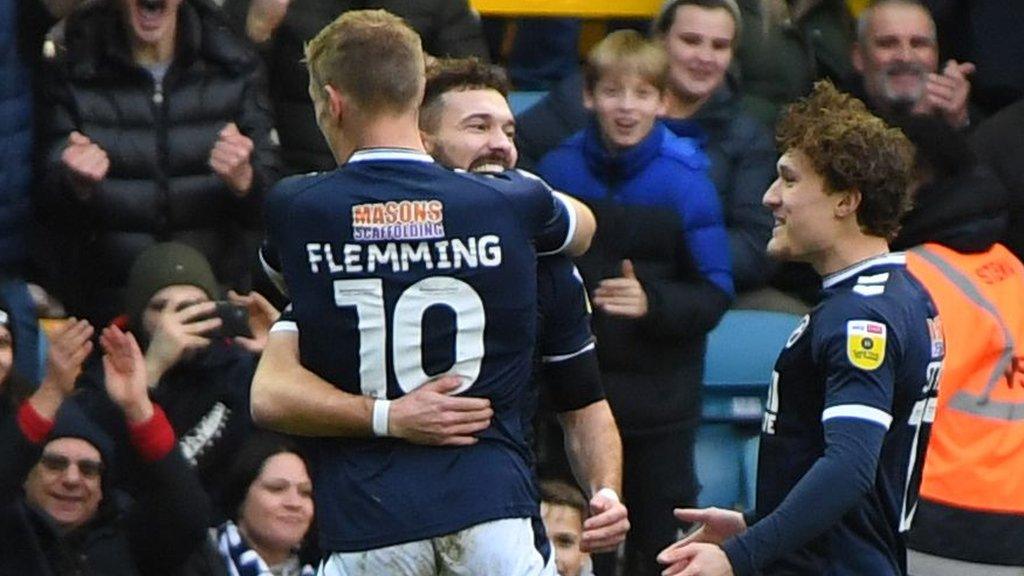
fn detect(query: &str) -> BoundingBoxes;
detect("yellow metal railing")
[470,0,662,18]
[472,0,867,19]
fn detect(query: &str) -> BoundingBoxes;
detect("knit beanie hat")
[48,400,116,474]
[124,242,220,330]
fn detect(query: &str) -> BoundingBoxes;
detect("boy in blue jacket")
[538,29,733,576]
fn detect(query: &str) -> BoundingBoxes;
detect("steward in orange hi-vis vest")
[906,242,1024,566]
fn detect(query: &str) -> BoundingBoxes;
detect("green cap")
[124,242,220,329]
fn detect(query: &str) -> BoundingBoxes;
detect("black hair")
[219,431,311,523]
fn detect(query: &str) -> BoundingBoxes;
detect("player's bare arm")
[252,329,493,442]
[558,400,629,552]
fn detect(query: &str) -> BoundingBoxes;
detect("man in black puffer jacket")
[36,0,281,327]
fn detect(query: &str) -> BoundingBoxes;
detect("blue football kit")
[722,253,944,575]
[261,149,576,553]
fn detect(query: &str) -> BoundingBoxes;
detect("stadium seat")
[696,309,803,510]
[508,91,548,115]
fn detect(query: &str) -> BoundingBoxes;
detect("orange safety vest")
[905,243,1024,564]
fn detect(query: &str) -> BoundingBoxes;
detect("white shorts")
[319,517,556,576]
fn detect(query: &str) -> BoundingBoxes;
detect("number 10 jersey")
[262,149,574,552]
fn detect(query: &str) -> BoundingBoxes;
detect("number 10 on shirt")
[334,276,486,399]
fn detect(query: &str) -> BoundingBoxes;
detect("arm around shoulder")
[252,328,495,445]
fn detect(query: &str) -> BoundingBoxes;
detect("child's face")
[542,501,587,576]
[585,72,665,153]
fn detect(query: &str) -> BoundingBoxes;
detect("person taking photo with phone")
[75,242,278,521]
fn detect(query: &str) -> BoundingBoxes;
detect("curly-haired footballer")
[657,81,945,576]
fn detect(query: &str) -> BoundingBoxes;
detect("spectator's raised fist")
[61,131,109,198]
[209,122,255,196]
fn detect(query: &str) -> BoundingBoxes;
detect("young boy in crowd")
[540,480,592,576]
[538,30,732,576]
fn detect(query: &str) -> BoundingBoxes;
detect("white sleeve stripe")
[270,321,298,333]
[538,191,577,257]
[821,404,892,429]
[259,248,289,297]
[541,342,596,363]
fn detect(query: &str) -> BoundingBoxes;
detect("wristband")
[372,399,392,437]
[595,487,620,503]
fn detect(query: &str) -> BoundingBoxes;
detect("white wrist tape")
[595,487,620,503]
[372,399,392,437]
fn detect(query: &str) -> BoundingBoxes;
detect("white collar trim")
[347,148,434,164]
[822,252,906,289]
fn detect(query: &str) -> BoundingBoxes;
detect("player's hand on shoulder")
[389,376,493,446]
[581,488,629,553]
[658,542,734,576]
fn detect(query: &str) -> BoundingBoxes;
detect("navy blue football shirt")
[537,255,595,365]
[261,149,577,552]
[722,253,944,575]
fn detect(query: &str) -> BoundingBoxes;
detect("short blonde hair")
[305,10,425,114]
[584,30,668,93]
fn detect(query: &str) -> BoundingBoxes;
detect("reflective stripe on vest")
[911,246,1024,420]
[906,242,1024,515]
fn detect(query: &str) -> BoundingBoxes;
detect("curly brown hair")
[776,80,914,239]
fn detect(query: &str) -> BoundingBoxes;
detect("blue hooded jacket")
[538,120,733,432]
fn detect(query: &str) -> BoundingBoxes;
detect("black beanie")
[48,400,116,473]
[124,242,220,330]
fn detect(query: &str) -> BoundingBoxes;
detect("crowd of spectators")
[538,29,732,576]
[1,0,1023,574]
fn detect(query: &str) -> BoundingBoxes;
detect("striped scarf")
[216,521,314,576]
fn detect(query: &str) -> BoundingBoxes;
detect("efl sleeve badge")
[847,320,887,371]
